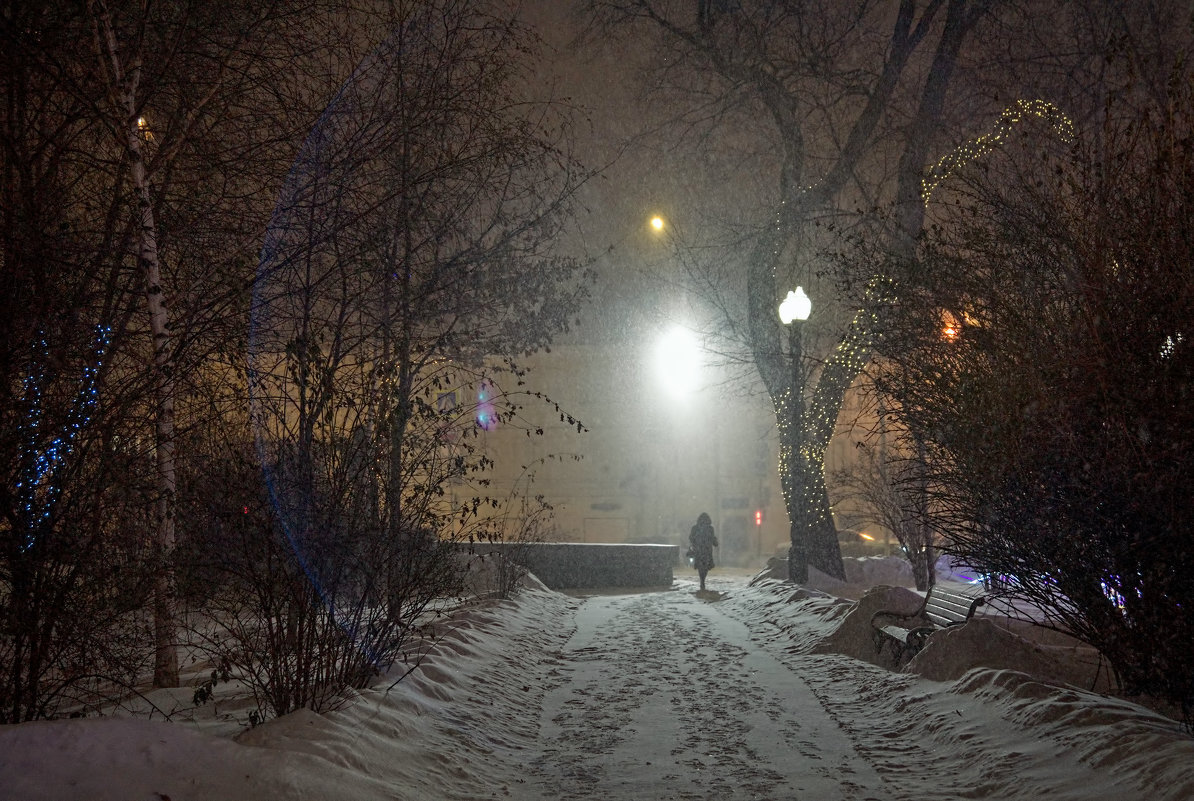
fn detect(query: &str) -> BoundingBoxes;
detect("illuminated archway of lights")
[774,99,1074,557]
[921,99,1075,205]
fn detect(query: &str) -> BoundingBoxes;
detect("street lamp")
[654,325,701,401]
[779,287,811,583]
[778,287,811,326]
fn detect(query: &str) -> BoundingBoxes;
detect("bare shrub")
[870,73,1194,723]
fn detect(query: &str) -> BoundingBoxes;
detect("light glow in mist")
[655,325,702,400]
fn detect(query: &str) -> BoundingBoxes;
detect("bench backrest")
[923,585,986,629]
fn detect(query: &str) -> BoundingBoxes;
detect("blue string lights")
[16,325,110,552]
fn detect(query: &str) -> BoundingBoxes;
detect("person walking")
[688,512,718,591]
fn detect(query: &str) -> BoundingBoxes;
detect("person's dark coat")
[689,514,718,573]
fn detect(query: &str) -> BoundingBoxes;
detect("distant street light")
[779,286,811,583]
[650,215,665,233]
[652,322,703,546]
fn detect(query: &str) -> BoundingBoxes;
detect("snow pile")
[907,616,1112,692]
[454,549,550,598]
[752,556,1115,693]
[754,553,923,598]
[726,572,1194,801]
[0,715,388,800]
[736,574,856,647]
[948,669,1194,793]
[810,584,924,664]
[745,564,1119,694]
[3,560,1192,801]
[0,585,579,801]
[841,555,916,587]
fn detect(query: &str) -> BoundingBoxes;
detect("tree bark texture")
[91,0,179,688]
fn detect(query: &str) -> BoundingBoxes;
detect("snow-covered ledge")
[459,542,679,590]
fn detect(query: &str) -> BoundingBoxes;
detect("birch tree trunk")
[90,0,179,688]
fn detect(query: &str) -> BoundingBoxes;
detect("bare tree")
[82,0,338,688]
[584,0,995,581]
[0,0,141,722]
[236,0,591,713]
[829,403,937,590]
[1,0,343,701]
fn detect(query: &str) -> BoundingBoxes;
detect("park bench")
[871,583,987,662]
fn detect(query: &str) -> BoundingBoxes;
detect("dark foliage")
[872,81,1194,723]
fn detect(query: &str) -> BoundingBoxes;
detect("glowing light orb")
[655,325,701,400]
[941,310,961,341]
[650,215,665,232]
[476,382,497,431]
[778,287,812,324]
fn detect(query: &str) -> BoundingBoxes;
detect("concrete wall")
[460,542,679,590]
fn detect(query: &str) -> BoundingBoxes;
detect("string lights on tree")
[767,98,1072,584]
[16,326,110,552]
[921,99,1074,205]
[774,275,894,580]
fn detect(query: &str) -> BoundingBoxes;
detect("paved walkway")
[525,578,891,801]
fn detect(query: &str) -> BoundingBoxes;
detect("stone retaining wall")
[459,542,678,590]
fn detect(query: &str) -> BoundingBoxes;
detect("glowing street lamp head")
[778,286,812,324]
[650,215,665,232]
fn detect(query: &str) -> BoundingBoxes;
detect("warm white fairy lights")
[775,275,894,534]
[773,99,1073,568]
[1161,333,1184,358]
[921,99,1074,205]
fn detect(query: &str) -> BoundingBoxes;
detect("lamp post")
[778,287,811,583]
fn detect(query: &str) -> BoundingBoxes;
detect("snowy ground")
[2,560,1192,800]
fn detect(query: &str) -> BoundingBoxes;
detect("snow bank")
[748,565,1115,694]
[735,574,856,649]
[728,572,1194,801]
[0,584,579,801]
[949,669,1194,798]
[455,549,551,598]
[753,556,1115,694]
[811,585,924,665]
[842,555,916,586]
[0,714,392,800]
[3,563,1191,801]
[907,616,1113,692]
[754,553,920,599]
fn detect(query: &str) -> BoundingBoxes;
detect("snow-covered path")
[4,568,1193,801]
[525,578,889,801]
